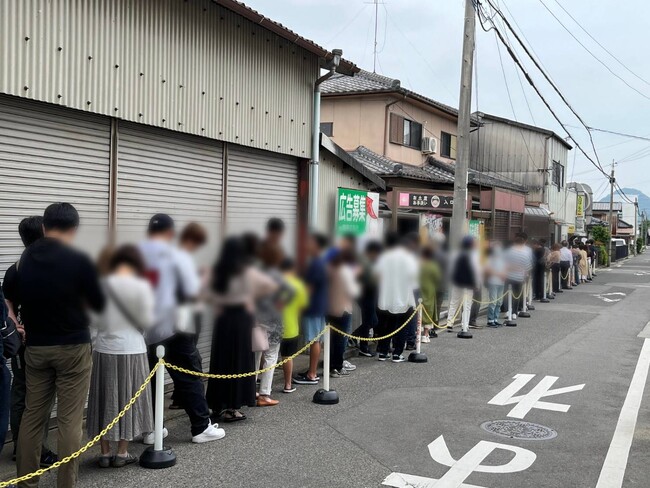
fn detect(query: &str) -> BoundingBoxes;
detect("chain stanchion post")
[527,275,535,310]
[504,284,517,327]
[409,300,428,362]
[313,326,339,405]
[457,289,473,339]
[541,270,550,303]
[547,269,555,299]
[518,280,531,318]
[140,346,176,469]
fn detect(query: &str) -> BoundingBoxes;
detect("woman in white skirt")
[88,245,155,468]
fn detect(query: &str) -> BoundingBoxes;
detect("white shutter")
[116,123,223,266]
[226,145,298,254]
[116,123,223,372]
[0,96,111,276]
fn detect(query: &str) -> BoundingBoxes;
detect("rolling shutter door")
[116,123,223,371]
[226,145,298,254]
[0,96,111,276]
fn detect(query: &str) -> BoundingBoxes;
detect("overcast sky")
[245,0,650,201]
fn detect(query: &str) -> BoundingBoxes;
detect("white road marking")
[592,292,626,303]
[595,339,650,488]
[383,436,536,488]
[488,374,585,419]
[638,322,650,339]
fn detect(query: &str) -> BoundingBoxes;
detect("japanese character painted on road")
[488,374,585,419]
[383,435,537,488]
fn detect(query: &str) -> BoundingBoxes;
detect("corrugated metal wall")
[317,149,373,234]
[0,0,318,158]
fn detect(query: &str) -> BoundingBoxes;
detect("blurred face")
[43,226,77,245]
[267,229,283,245]
[181,239,202,253]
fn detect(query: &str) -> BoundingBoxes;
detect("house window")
[441,131,457,159]
[552,161,564,188]
[320,122,333,137]
[389,113,422,149]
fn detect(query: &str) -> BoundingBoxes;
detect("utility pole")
[634,196,638,256]
[373,0,379,73]
[450,0,476,248]
[608,161,615,265]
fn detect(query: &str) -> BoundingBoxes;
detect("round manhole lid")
[480,420,558,440]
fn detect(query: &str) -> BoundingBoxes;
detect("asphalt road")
[5,256,650,487]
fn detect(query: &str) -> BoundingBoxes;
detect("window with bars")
[441,131,457,159]
[389,113,422,149]
[552,161,564,188]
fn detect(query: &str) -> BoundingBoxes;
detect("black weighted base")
[518,311,531,318]
[408,352,428,363]
[540,298,550,303]
[313,389,339,405]
[430,330,438,338]
[457,331,473,339]
[504,320,517,327]
[139,446,176,469]
[527,304,536,311]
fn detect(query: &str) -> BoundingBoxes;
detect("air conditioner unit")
[421,136,437,154]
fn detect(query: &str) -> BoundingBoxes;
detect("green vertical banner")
[336,188,368,236]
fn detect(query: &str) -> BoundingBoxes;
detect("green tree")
[591,226,611,266]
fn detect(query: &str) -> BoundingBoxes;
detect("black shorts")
[280,337,300,358]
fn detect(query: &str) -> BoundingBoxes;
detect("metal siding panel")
[226,145,298,253]
[0,0,318,158]
[0,95,110,275]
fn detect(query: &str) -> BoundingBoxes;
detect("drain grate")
[480,420,558,440]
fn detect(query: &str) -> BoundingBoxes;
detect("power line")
[483,0,606,173]
[479,1,609,181]
[324,4,369,45]
[586,127,650,143]
[537,0,650,102]
[549,0,650,89]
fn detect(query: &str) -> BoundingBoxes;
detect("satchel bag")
[251,325,269,353]
[2,317,22,359]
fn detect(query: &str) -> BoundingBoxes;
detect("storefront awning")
[525,206,551,218]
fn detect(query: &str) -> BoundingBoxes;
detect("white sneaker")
[192,423,226,444]
[342,360,357,371]
[143,427,168,445]
[512,313,518,319]
[421,335,431,343]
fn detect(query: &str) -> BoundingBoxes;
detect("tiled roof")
[593,202,622,211]
[321,70,461,119]
[348,146,528,193]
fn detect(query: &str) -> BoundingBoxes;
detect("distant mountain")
[599,187,650,218]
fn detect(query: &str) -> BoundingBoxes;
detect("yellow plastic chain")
[0,361,161,488]
[327,305,420,342]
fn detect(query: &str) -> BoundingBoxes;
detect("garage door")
[116,122,223,371]
[0,96,111,276]
[226,145,298,254]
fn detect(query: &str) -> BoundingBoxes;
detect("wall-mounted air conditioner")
[421,136,437,154]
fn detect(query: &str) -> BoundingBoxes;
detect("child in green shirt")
[280,258,309,393]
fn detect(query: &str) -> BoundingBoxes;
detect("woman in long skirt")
[88,245,155,467]
[207,236,278,422]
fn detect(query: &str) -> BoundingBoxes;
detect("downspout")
[309,49,342,231]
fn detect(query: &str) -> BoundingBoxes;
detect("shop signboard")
[399,192,453,210]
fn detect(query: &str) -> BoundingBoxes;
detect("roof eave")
[320,134,386,189]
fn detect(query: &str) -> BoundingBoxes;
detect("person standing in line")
[139,214,223,443]
[578,244,590,283]
[2,216,58,467]
[278,258,308,393]
[8,203,105,488]
[293,234,329,386]
[532,239,547,300]
[169,222,208,411]
[327,249,360,377]
[403,233,422,349]
[485,241,506,327]
[207,237,279,421]
[255,245,293,406]
[430,236,448,336]
[446,236,481,331]
[354,241,382,357]
[559,240,573,290]
[0,271,11,458]
[419,246,442,341]
[504,235,532,319]
[571,244,581,287]
[87,245,155,468]
[374,232,419,363]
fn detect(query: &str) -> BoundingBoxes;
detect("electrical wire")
[537,0,650,102]
[324,4,369,45]
[586,127,650,143]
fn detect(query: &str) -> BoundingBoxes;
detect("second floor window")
[389,113,422,149]
[441,132,457,159]
[552,161,564,188]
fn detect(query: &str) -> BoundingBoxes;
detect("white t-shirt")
[92,274,155,355]
[138,239,201,344]
[375,247,419,314]
[560,247,573,262]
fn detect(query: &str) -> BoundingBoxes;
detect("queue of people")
[0,202,600,487]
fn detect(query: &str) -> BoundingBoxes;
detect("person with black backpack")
[2,216,58,467]
[0,273,11,457]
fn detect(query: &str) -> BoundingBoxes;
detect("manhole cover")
[480,420,558,440]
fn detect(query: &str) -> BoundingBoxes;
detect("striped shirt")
[504,245,532,282]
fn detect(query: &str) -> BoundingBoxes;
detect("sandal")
[220,409,247,422]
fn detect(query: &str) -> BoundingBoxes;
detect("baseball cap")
[148,213,175,233]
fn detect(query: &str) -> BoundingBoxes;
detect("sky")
[244,0,650,201]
